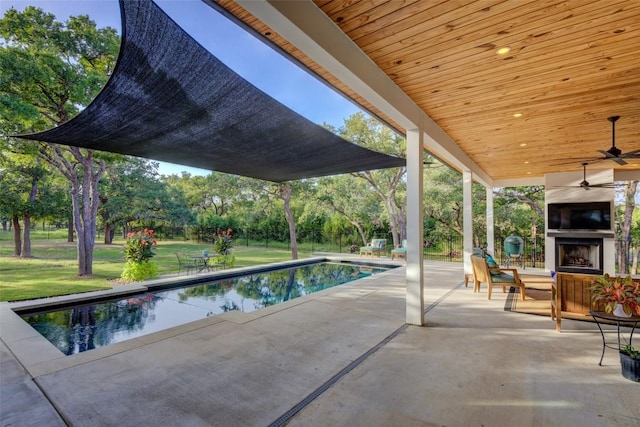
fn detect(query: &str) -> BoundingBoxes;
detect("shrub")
[121,260,159,281]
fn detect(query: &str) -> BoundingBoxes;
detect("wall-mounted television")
[547,201,612,230]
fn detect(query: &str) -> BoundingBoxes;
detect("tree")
[617,181,639,274]
[330,112,406,247]
[99,158,167,243]
[0,147,63,257]
[493,185,545,247]
[629,209,640,275]
[0,7,120,275]
[261,181,309,260]
[422,165,465,236]
[316,175,383,245]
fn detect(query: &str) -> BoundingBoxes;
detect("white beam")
[463,170,473,278]
[406,128,424,325]
[486,187,495,257]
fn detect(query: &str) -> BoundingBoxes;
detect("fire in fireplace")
[555,237,603,275]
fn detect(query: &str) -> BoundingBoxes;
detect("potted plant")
[620,344,640,382]
[590,274,640,317]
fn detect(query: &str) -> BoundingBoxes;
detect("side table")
[589,311,640,366]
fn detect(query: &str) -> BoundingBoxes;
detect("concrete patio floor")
[2,260,639,426]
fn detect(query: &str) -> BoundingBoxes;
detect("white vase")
[613,303,631,318]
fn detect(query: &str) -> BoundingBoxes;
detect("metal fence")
[1,224,634,273]
[203,229,633,273]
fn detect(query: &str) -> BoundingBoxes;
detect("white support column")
[463,170,473,278]
[406,128,424,326]
[486,186,495,256]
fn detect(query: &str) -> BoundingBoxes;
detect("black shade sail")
[16,0,405,182]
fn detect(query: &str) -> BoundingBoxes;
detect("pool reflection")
[23,262,388,355]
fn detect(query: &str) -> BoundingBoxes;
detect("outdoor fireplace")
[555,237,603,275]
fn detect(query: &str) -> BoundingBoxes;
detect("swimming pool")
[20,260,394,355]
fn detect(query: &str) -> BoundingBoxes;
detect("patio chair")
[360,239,387,257]
[464,247,485,287]
[470,254,525,300]
[391,239,407,260]
[175,253,197,275]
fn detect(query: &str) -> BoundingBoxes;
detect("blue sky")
[1,0,362,176]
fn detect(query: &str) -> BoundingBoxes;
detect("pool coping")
[1,256,402,379]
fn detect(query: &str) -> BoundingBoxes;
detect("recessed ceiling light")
[524,161,529,164]
[520,143,527,147]
[527,171,532,175]
[513,113,522,118]
[497,46,511,55]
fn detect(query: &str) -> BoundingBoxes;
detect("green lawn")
[0,235,312,302]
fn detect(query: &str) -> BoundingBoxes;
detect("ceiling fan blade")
[612,157,627,166]
[621,148,640,157]
[598,150,627,165]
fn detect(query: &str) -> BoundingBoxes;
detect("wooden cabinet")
[552,272,639,332]
[552,273,601,332]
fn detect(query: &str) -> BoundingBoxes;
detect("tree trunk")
[103,208,114,245]
[20,174,39,258]
[618,181,638,274]
[74,169,99,276]
[67,213,74,242]
[12,215,21,257]
[21,213,32,258]
[280,184,298,260]
[38,145,97,274]
[104,224,114,244]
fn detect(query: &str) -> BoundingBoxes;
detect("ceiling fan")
[554,163,617,191]
[597,116,640,165]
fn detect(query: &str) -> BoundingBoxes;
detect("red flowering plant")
[212,228,235,267]
[213,228,233,255]
[124,229,157,263]
[590,274,640,316]
[121,229,159,281]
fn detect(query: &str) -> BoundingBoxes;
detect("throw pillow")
[486,255,498,268]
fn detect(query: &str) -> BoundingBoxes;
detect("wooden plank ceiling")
[213,0,640,182]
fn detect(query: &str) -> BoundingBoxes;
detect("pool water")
[22,261,391,355]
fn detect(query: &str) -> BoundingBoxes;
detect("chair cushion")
[490,272,516,283]
[486,255,498,268]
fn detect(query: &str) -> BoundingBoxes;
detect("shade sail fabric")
[16,0,405,182]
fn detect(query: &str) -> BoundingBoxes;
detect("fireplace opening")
[555,237,603,275]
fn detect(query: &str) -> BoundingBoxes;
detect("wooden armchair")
[391,239,407,260]
[470,255,526,300]
[360,239,387,257]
